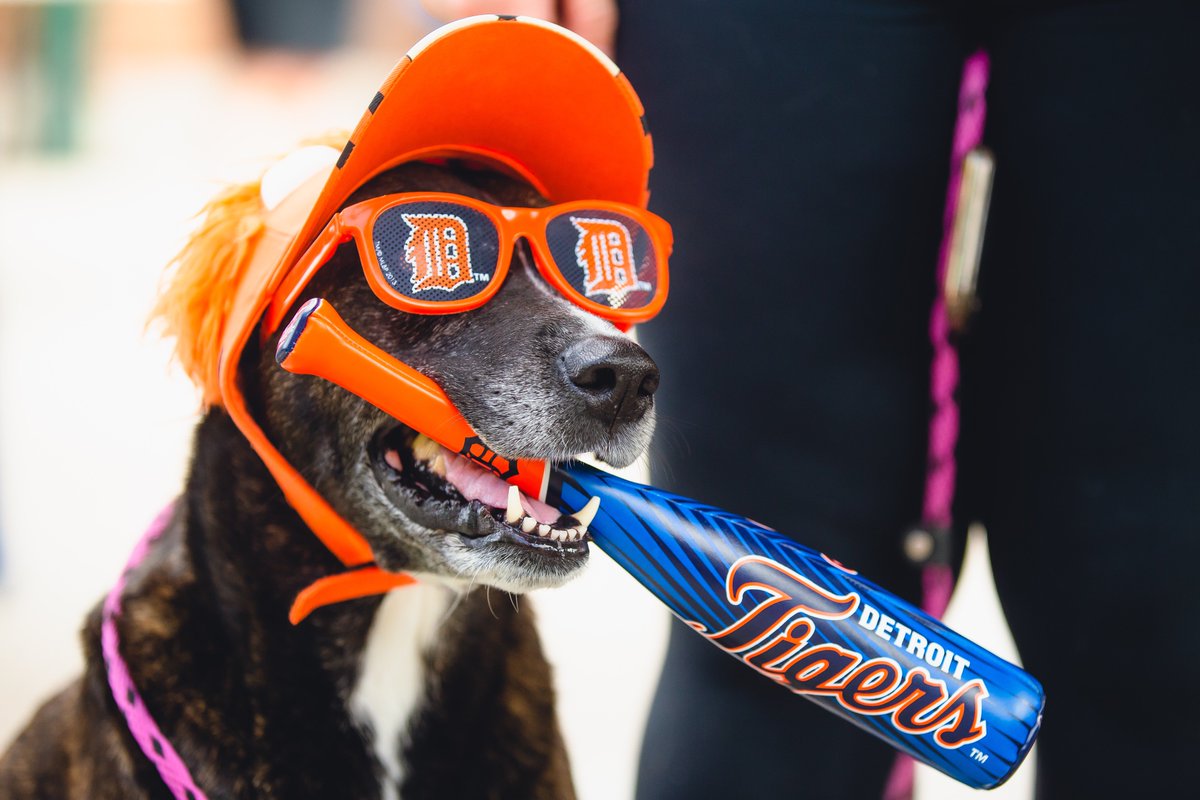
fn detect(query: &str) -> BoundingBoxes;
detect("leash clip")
[943,147,995,331]
[902,524,953,568]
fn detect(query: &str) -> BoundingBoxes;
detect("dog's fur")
[0,161,659,798]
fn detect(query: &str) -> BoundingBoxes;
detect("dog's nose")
[559,336,660,428]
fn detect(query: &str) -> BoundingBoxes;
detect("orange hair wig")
[150,134,346,406]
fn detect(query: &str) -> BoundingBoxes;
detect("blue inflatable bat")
[277,298,1044,789]
[549,461,1043,789]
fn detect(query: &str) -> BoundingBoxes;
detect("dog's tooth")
[431,455,447,477]
[537,523,552,537]
[573,496,601,532]
[564,528,579,541]
[521,516,538,534]
[506,485,523,525]
[412,434,442,462]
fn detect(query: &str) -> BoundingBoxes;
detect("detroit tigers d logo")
[571,217,639,302]
[402,212,479,293]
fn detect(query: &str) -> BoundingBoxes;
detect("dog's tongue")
[442,446,559,524]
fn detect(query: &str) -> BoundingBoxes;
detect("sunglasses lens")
[371,202,500,301]
[545,210,660,312]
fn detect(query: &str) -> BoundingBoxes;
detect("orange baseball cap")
[310,14,653,229]
[207,15,655,617]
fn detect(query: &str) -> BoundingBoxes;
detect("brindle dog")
[0,161,659,799]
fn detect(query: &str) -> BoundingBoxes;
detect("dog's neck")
[97,409,572,798]
[111,409,395,795]
[350,583,453,799]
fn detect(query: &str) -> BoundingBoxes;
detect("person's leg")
[227,0,348,52]
[617,2,971,796]
[958,2,1200,795]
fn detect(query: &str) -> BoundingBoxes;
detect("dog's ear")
[151,134,345,406]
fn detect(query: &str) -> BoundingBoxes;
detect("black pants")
[228,0,347,52]
[619,1,1200,796]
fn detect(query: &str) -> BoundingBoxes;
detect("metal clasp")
[944,147,995,330]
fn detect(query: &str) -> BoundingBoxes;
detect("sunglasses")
[266,192,672,335]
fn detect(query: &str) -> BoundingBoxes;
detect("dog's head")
[153,16,664,601]
[255,160,659,592]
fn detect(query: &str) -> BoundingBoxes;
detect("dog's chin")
[362,424,596,592]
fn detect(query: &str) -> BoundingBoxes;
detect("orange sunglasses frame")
[263,192,672,337]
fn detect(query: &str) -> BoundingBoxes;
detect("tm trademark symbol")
[969,748,989,764]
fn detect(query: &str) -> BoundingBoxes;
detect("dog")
[0,139,660,799]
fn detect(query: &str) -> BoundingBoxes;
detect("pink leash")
[102,504,209,800]
[883,50,990,800]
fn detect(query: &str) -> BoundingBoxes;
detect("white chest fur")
[349,584,454,800]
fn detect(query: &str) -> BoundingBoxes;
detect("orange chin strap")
[289,568,418,625]
[215,171,420,623]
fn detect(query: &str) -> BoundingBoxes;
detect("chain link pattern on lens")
[546,209,657,309]
[373,202,500,301]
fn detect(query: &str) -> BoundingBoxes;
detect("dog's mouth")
[370,426,596,555]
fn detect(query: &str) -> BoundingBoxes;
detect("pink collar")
[102,505,208,800]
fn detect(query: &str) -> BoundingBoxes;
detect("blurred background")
[0,2,1030,797]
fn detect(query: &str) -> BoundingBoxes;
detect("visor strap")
[289,567,417,624]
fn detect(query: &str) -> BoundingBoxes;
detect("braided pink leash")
[101,504,209,800]
[884,49,990,800]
